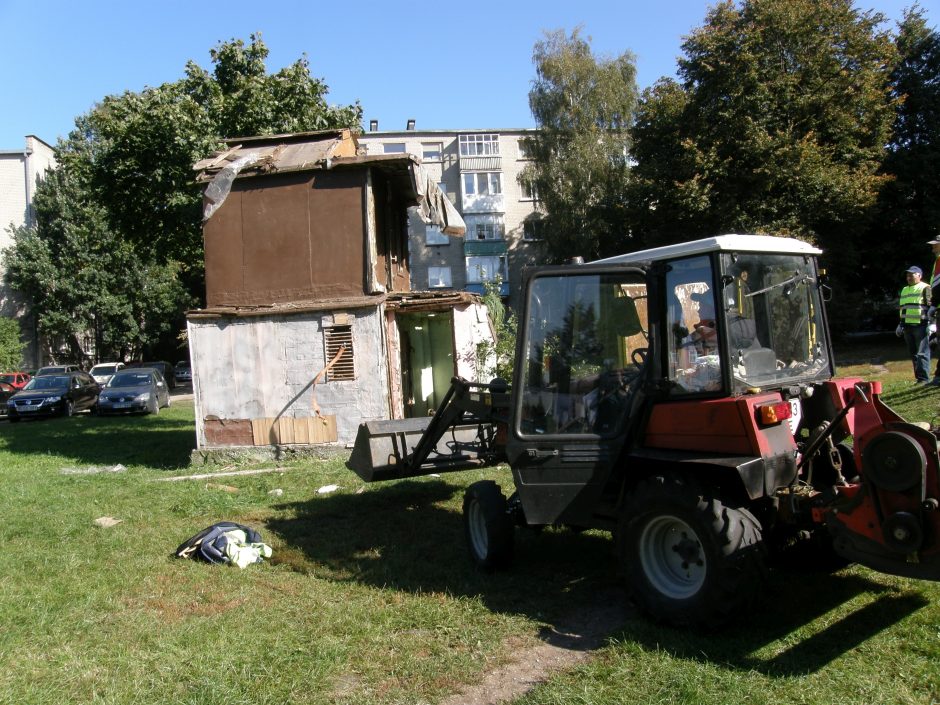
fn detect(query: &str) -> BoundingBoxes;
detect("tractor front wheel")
[618,473,766,628]
[463,481,514,572]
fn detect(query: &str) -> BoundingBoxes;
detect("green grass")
[0,337,938,705]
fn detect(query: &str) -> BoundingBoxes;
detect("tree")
[5,34,360,363]
[3,168,190,362]
[631,0,898,275]
[868,6,940,296]
[0,316,26,370]
[522,29,639,261]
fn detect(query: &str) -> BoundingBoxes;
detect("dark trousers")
[903,323,931,382]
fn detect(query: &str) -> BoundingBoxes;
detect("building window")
[324,326,355,381]
[422,142,442,161]
[383,143,406,154]
[521,177,538,201]
[464,214,504,240]
[459,134,500,156]
[428,266,453,288]
[426,225,449,245]
[518,139,533,159]
[466,256,507,284]
[523,219,545,241]
[462,172,502,196]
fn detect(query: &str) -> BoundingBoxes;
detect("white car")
[89,362,126,387]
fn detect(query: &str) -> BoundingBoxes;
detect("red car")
[0,372,31,390]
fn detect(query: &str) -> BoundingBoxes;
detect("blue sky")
[0,0,934,148]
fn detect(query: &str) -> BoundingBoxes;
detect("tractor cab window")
[666,255,723,393]
[519,271,648,436]
[720,252,830,391]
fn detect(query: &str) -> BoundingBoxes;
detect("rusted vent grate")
[325,326,355,381]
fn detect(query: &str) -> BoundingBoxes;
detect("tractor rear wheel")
[618,473,766,628]
[463,480,514,572]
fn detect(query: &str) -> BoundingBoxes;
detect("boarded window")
[324,325,355,381]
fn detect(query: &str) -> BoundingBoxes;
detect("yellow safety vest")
[899,281,930,325]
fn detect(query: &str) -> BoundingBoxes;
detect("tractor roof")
[594,234,821,265]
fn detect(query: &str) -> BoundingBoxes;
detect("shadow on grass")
[0,411,194,469]
[266,478,929,676]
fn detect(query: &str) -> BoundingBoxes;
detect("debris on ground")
[205,483,239,493]
[61,464,126,475]
[157,467,285,482]
[268,488,284,497]
[175,522,272,568]
[93,516,123,528]
[317,484,340,494]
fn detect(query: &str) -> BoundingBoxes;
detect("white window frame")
[428,266,453,288]
[462,172,502,197]
[466,255,508,284]
[425,225,449,245]
[464,214,504,241]
[459,134,500,156]
[520,177,538,201]
[421,142,442,161]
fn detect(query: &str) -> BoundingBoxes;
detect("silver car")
[96,369,170,415]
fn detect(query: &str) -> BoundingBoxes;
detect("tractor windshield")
[719,252,831,391]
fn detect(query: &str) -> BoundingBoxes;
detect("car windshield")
[37,367,65,375]
[91,365,118,375]
[25,375,69,390]
[0,374,14,383]
[109,372,153,387]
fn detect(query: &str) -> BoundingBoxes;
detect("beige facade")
[0,135,55,366]
[357,127,546,312]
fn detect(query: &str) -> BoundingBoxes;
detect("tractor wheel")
[463,480,514,572]
[618,473,767,629]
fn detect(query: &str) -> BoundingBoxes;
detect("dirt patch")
[439,587,632,705]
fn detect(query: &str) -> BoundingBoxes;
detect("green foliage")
[476,279,517,382]
[8,34,361,363]
[3,168,190,362]
[868,7,940,296]
[522,28,639,261]
[0,316,25,369]
[631,0,898,271]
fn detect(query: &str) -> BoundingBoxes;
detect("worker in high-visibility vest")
[896,265,932,384]
[928,238,940,385]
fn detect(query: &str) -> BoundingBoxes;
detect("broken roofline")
[185,290,483,319]
[193,128,466,236]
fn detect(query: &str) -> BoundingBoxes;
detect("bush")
[0,317,25,370]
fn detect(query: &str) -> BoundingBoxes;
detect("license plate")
[114,403,131,409]
[18,406,36,412]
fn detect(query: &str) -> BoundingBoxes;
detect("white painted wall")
[189,306,391,448]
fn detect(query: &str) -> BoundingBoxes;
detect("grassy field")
[0,338,938,705]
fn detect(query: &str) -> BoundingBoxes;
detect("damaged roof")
[193,128,465,235]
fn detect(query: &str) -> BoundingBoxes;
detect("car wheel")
[463,480,514,572]
[618,473,767,629]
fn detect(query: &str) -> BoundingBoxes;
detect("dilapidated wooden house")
[188,129,493,451]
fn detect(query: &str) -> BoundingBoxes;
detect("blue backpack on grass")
[175,522,270,566]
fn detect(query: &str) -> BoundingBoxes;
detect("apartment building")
[357,124,546,313]
[0,135,55,366]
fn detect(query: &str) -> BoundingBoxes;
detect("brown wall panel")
[204,170,368,307]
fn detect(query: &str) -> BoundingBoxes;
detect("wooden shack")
[188,129,492,451]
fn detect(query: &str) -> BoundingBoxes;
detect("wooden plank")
[276,416,295,444]
[251,417,275,446]
[310,414,338,443]
[293,417,310,444]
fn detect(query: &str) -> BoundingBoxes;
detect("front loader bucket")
[347,417,493,482]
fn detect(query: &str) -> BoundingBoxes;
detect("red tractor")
[348,235,940,627]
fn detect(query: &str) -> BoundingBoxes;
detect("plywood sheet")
[250,415,338,445]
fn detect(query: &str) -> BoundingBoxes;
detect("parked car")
[174,360,192,384]
[6,371,100,421]
[128,361,176,389]
[97,369,170,415]
[0,382,16,417]
[89,362,125,386]
[0,372,31,390]
[35,364,81,377]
